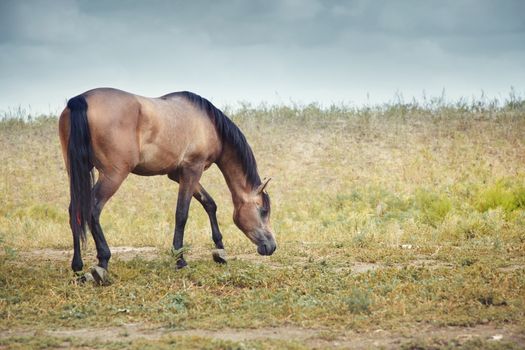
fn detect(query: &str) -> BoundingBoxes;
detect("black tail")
[67,95,94,243]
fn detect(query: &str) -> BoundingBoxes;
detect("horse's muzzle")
[257,240,277,256]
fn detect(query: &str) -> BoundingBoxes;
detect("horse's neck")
[217,145,254,206]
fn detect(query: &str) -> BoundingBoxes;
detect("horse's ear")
[255,177,271,194]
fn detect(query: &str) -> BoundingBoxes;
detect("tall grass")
[1,94,524,252]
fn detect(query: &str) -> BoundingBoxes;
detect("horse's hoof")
[90,266,109,285]
[212,249,227,264]
[176,258,188,269]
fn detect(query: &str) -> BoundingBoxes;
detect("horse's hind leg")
[69,204,84,273]
[88,171,127,274]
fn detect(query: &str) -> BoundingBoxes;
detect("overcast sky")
[1,0,524,115]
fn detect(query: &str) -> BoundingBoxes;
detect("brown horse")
[59,88,275,280]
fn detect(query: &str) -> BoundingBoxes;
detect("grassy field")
[1,97,525,349]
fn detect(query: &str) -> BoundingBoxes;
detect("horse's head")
[233,178,276,256]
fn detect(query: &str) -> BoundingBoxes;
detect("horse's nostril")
[257,244,268,255]
[257,241,276,256]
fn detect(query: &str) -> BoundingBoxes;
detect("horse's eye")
[260,207,269,217]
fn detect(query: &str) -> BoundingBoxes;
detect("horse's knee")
[206,200,217,214]
[91,201,103,222]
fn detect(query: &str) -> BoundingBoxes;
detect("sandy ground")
[2,322,524,349]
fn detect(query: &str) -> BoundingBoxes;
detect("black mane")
[162,91,261,188]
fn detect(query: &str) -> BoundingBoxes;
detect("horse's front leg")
[167,173,227,264]
[172,166,203,269]
[193,185,227,264]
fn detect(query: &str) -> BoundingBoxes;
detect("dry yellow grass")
[1,103,524,251]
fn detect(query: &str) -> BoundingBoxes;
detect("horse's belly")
[132,143,182,176]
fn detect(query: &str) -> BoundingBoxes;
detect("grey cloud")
[4,0,523,51]
[375,1,525,36]
[0,0,84,45]
[0,0,524,113]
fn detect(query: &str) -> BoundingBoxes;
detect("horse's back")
[62,88,221,176]
[133,93,221,175]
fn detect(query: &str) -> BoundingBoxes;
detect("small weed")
[415,189,452,227]
[460,257,477,267]
[344,287,372,315]
[162,292,190,313]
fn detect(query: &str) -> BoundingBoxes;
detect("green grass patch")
[475,180,525,214]
[415,189,452,227]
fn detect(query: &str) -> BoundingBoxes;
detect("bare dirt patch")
[231,252,456,275]
[14,248,525,277]
[497,264,525,273]
[1,323,523,349]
